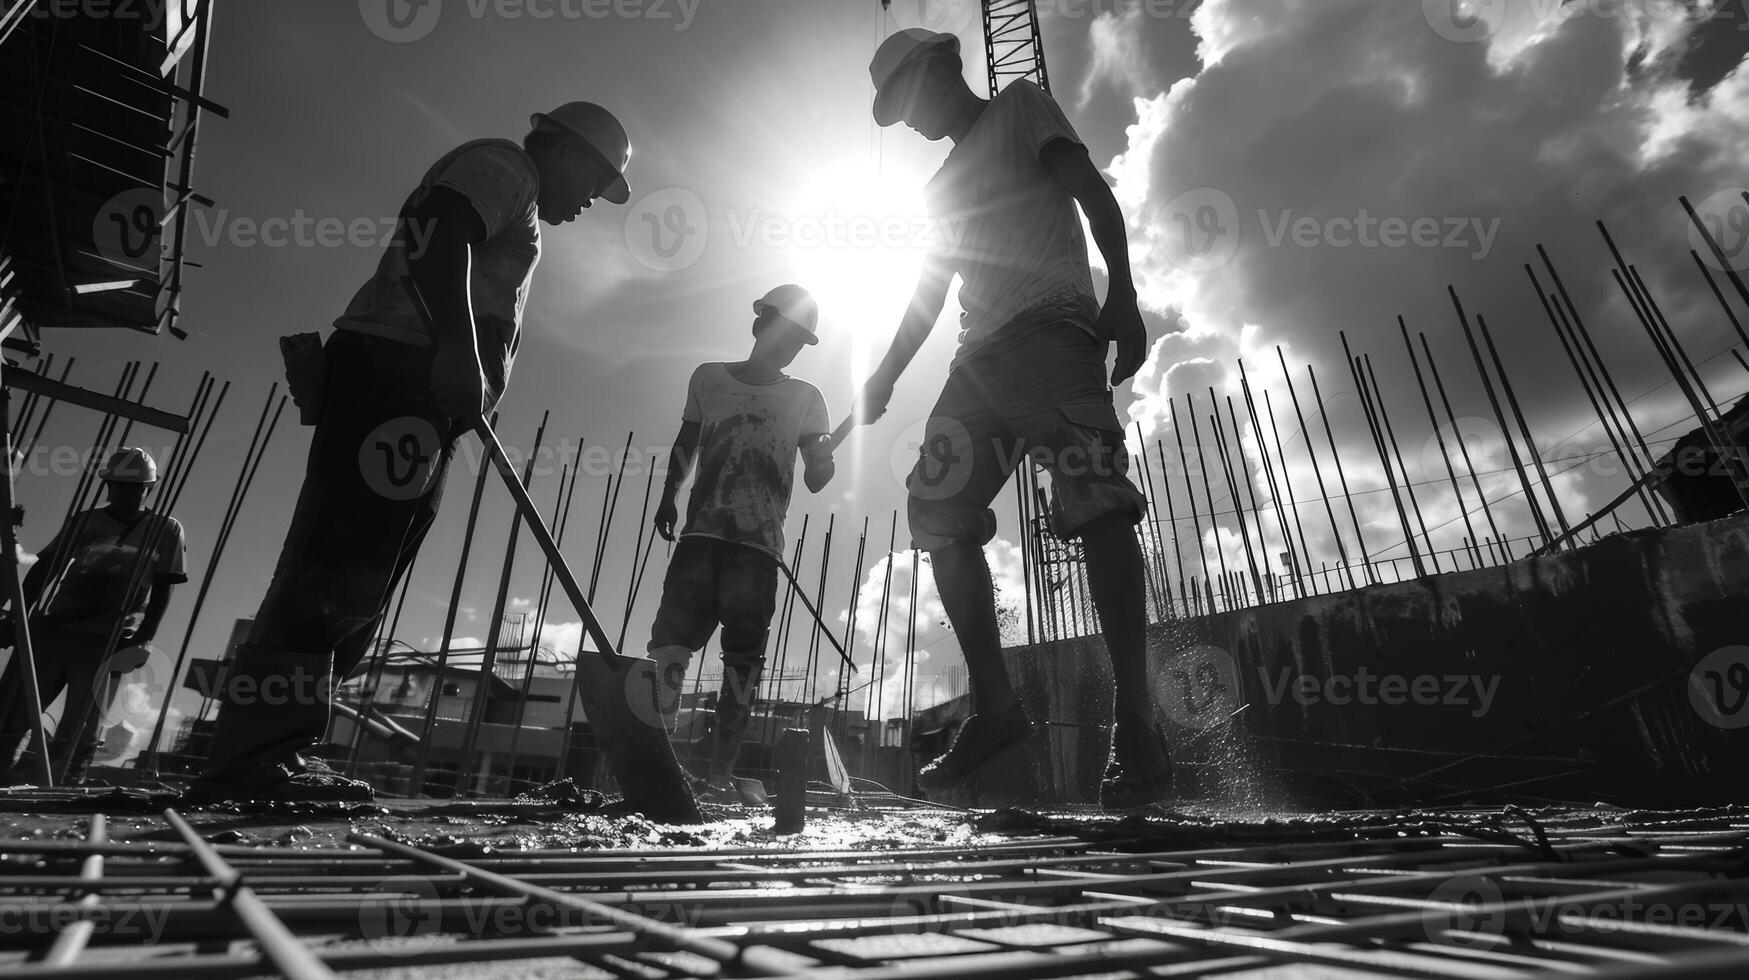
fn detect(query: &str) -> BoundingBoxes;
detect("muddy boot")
[1101,719,1175,810]
[916,701,1037,796]
[183,647,373,804]
[181,754,374,805]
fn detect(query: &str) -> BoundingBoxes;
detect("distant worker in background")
[853,30,1171,807]
[0,447,186,784]
[186,102,635,803]
[648,285,835,803]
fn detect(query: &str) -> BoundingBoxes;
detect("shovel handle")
[471,416,624,663]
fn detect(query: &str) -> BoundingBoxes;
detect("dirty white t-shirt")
[679,364,830,559]
[333,138,541,404]
[924,80,1100,367]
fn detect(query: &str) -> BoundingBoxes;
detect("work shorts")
[646,536,780,667]
[906,323,1147,550]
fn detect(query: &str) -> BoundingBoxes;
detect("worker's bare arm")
[1041,138,1147,385]
[855,252,954,424]
[800,433,835,493]
[132,579,177,644]
[406,187,490,418]
[654,420,701,542]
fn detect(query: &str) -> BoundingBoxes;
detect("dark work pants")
[0,623,113,777]
[203,333,460,779]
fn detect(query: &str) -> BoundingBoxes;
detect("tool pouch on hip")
[279,333,326,425]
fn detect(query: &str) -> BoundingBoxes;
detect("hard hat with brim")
[531,101,632,204]
[753,284,820,345]
[870,28,960,127]
[99,447,157,484]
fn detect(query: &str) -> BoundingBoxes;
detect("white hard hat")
[869,28,960,127]
[530,101,632,204]
[753,284,819,345]
[98,447,157,484]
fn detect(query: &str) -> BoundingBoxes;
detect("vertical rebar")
[1449,287,1553,547]
[1277,349,1355,590]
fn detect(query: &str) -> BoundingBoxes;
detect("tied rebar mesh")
[4,806,1749,976]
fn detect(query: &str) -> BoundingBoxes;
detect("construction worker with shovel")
[852,30,1173,808]
[0,447,186,784]
[648,284,835,804]
[185,102,634,803]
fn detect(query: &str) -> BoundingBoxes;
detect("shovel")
[471,417,700,824]
[401,275,697,822]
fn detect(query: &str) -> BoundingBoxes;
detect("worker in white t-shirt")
[648,285,834,801]
[187,102,635,804]
[853,30,1171,808]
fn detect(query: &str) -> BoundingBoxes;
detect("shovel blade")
[575,654,702,824]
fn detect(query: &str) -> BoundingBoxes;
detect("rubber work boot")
[181,755,374,805]
[1101,720,1175,810]
[916,701,1037,797]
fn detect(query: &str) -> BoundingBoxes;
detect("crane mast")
[981,0,1050,96]
[879,0,1050,97]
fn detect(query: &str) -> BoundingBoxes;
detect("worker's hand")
[854,375,896,425]
[430,347,487,419]
[1098,285,1148,386]
[653,491,679,542]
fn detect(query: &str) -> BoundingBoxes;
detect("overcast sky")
[21,0,1749,739]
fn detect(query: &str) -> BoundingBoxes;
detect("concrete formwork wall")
[983,511,1749,809]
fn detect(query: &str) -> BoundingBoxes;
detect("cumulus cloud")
[1106,0,1749,579]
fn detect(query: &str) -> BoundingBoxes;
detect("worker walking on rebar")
[647,285,835,803]
[186,102,635,803]
[0,448,186,784]
[853,30,1172,807]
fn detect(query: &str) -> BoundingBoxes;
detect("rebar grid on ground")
[4,806,1749,977]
